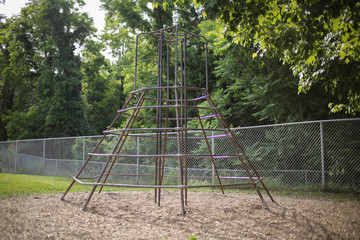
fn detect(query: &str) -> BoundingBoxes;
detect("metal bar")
[203,90,273,206]
[159,100,170,189]
[116,104,216,113]
[203,36,209,91]
[202,90,270,206]
[175,24,178,87]
[167,44,170,92]
[88,153,244,158]
[42,139,45,175]
[99,90,148,193]
[125,133,231,139]
[136,136,140,185]
[193,100,224,194]
[155,31,164,205]
[61,93,136,201]
[158,32,164,206]
[174,35,186,215]
[129,95,211,102]
[120,112,220,121]
[104,127,228,134]
[90,173,261,180]
[82,137,86,167]
[130,85,206,94]
[212,131,215,185]
[183,34,188,206]
[134,33,141,91]
[14,140,18,173]
[193,95,207,101]
[320,121,325,189]
[73,177,263,189]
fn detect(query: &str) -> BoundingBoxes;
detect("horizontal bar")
[104,127,229,134]
[193,95,208,101]
[117,105,215,113]
[207,134,231,139]
[130,86,206,94]
[79,174,260,180]
[89,153,244,158]
[72,177,263,189]
[133,95,208,102]
[121,112,220,121]
[121,112,198,121]
[201,114,220,119]
[125,133,231,139]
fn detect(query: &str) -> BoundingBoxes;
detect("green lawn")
[1,173,359,201]
[0,173,124,199]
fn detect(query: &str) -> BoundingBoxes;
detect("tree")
[0,0,94,140]
[198,19,338,127]
[0,14,12,140]
[81,39,124,134]
[168,0,360,115]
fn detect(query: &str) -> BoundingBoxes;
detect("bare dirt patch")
[0,191,359,239]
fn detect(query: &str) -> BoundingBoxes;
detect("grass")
[0,172,359,201]
[0,172,140,199]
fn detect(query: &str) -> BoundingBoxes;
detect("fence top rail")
[232,118,360,131]
[0,118,358,144]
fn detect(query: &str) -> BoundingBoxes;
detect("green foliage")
[0,0,95,140]
[2,0,358,142]
[193,0,360,115]
[81,40,124,134]
[198,19,335,127]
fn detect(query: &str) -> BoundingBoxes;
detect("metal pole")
[134,33,141,91]
[82,137,86,166]
[136,136,140,185]
[204,38,208,91]
[212,131,215,185]
[15,140,18,174]
[184,34,189,206]
[174,24,178,87]
[42,139,45,175]
[320,121,325,189]
[61,93,137,201]
[158,31,164,206]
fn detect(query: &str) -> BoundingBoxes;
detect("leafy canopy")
[163,0,360,115]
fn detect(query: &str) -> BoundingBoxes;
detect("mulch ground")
[0,191,359,239]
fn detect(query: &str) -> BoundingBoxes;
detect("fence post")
[320,121,325,189]
[211,131,215,185]
[82,136,86,165]
[14,140,18,174]
[136,136,140,184]
[42,139,45,175]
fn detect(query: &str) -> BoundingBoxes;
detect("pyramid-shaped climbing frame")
[61,25,274,216]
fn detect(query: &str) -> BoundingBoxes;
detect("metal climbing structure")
[61,25,274,216]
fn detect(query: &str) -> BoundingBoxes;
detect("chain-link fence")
[1,118,359,191]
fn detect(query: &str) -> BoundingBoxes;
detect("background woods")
[1,0,359,141]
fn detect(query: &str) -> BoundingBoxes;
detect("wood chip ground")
[0,191,359,239]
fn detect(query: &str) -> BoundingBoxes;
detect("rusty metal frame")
[61,25,274,216]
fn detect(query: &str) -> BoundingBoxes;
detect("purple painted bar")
[219,176,260,179]
[213,155,230,158]
[193,95,207,101]
[200,113,219,119]
[207,134,230,139]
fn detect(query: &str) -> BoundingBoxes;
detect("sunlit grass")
[0,173,143,199]
[0,173,359,201]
